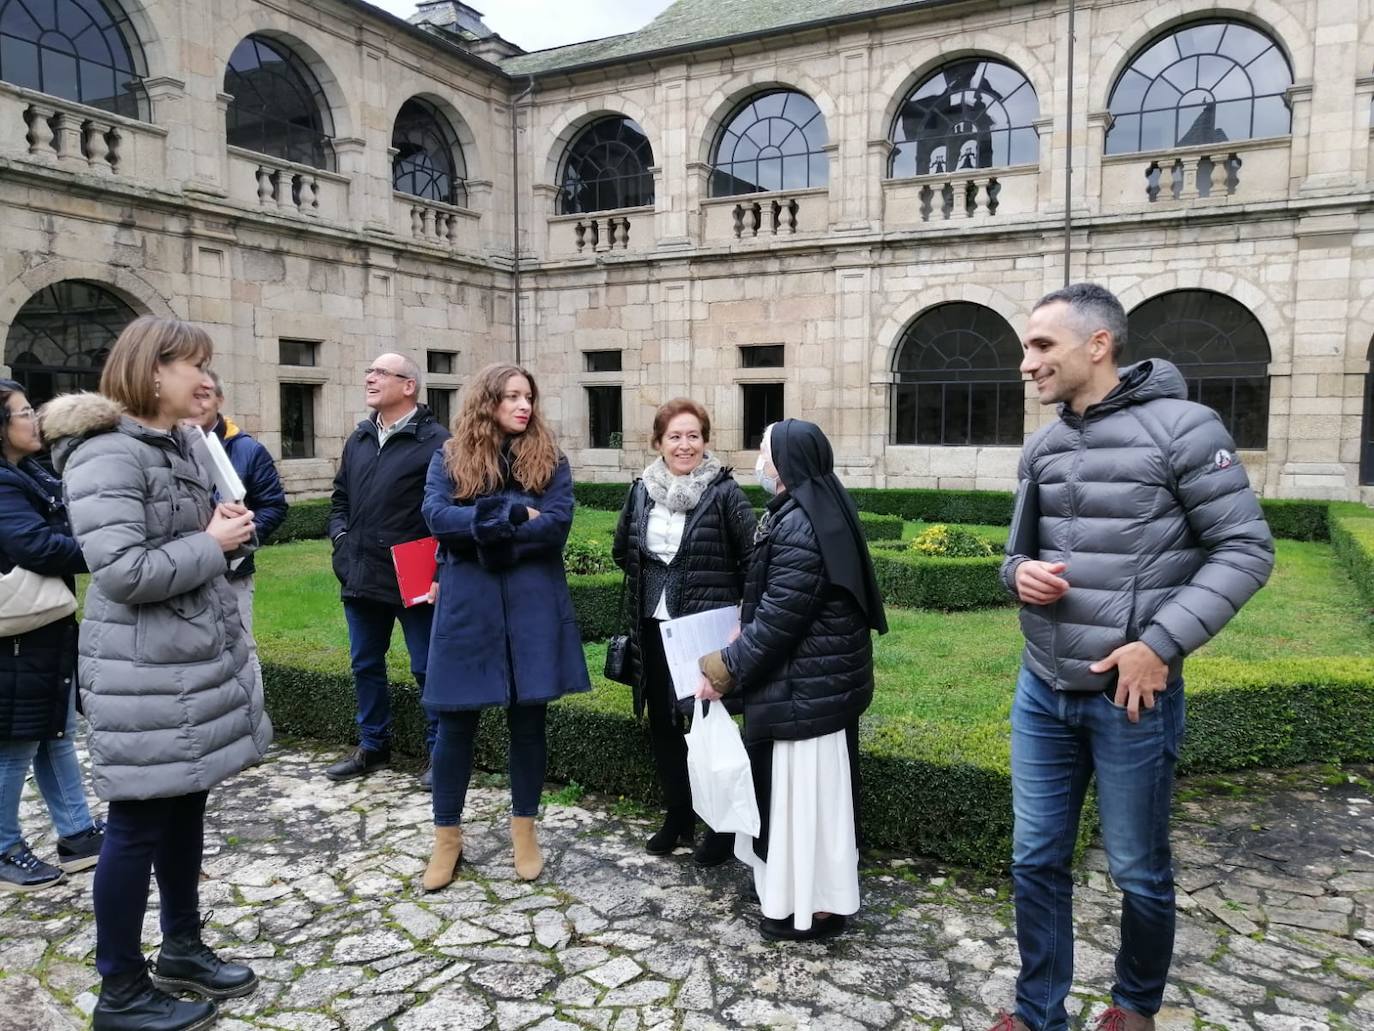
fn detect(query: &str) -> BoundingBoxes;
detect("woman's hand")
[695,674,722,702]
[426,581,439,605]
[525,507,540,521]
[207,504,255,553]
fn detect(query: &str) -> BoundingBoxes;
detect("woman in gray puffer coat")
[41,316,271,1031]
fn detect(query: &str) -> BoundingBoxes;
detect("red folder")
[391,537,438,607]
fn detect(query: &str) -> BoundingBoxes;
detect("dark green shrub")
[564,536,616,575]
[574,483,632,511]
[273,497,331,543]
[849,488,1016,525]
[910,524,996,558]
[568,572,623,641]
[869,550,1008,610]
[857,511,903,541]
[1329,509,1374,610]
[1259,499,1331,541]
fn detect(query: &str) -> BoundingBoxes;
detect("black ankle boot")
[693,829,735,868]
[645,808,694,855]
[92,966,217,1031]
[152,935,258,1000]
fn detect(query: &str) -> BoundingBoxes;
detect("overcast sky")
[368,0,675,53]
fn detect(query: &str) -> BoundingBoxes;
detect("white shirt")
[376,406,418,449]
[646,501,686,620]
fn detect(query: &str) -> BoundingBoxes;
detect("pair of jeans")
[639,618,690,814]
[342,597,438,752]
[93,791,208,978]
[0,691,95,852]
[1010,665,1185,1031]
[431,704,547,825]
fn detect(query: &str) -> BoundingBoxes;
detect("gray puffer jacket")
[42,393,272,801]
[1001,359,1274,693]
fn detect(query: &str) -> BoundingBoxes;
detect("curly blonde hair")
[444,363,559,499]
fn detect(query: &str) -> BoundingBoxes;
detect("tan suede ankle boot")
[422,825,463,892]
[510,816,543,880]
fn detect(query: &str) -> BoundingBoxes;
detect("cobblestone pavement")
[2,744,1372,1031]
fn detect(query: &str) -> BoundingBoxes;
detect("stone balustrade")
[398,194,480,250]
[1,82,164,179]
[574,214,632,253]
[1144,152,1242,202]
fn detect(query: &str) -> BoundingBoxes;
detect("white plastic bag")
[686,698,761,837]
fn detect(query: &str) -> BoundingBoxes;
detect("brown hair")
[444,363,559,499]
[99,316,213,417]
[651,398,711,448]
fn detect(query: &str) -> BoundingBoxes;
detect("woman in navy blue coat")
[0,379,103,893]
[420,363,590,890]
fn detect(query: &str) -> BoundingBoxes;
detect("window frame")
[392,96,468,207]
[4,279,136,406]
[224,33,336,171]
[708,89,829,198]
[556,116,655,215]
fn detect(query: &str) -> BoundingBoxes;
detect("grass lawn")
[252,512,1374,735]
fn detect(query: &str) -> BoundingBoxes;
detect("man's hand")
[1014,560,1070,605]
[426,581,439,605]
[695,674,722,702]
[1091,641,1168,723]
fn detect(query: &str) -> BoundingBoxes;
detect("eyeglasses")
[8,407,36,422]
[364,367,414,381]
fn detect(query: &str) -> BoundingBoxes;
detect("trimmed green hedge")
[870,550,1009,611]
[857,511,903,541]
[273,498,331,544]
[1329,507,1374,611]
[573,483,632,511]
[1259,499,1332,542]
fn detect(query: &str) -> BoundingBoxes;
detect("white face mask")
[754,454,779,496]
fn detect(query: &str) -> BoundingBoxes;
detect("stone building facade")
[2,0,1373,501]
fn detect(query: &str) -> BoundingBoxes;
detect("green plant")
[910,523,997,558]
[564,536,616,575]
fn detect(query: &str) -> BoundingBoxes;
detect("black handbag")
[603,567,634,685]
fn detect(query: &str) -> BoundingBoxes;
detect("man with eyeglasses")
[326,353,448,788]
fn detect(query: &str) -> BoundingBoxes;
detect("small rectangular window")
[586,385,623,448]
[427,350,457,376]
[428,388,455,429]
[742,383,784,450]
[584,351,623,373]
[280,383,317,459]
[740,345,785,369]
[278,339,318,367]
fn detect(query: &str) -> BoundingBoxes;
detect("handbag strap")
[613,479,642,635]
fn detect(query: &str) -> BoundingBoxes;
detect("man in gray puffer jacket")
[987,284,1273,1031]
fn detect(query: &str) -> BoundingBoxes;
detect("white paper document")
[659,606,740,701]
[197,427,246,503]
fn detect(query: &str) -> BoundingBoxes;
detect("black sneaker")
[324,746,390,782]
[57,818,105,873]
[0,842,66,893]
[419,760,433,792]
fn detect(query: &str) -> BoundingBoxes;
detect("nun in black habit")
[697,419,887,942]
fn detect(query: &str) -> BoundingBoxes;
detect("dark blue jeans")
[93,791,207,978]
[342,597,438,752]
[431,704,547,825]
[1010,666,1185,1031]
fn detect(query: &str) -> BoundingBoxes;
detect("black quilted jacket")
[612,470,756,717]
[721,495,874,744]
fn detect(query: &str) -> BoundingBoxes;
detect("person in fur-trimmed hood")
[40,317,271,1031]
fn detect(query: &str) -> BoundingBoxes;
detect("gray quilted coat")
[41,393,272,801]
[1001,359,1274,693]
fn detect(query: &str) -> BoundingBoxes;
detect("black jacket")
[215,417,289,580]
[722,495,873,744]
[612,470,756,717]
[0,457,86,740]
[328,408,449,605]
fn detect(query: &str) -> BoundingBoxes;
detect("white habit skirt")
[734,728,860,930]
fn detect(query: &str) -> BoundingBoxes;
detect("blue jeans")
[1010,666,1185,1031]
[343,598,438,752]
[0,692,95,852]
[94,791,206,977]
[432,704,547,825]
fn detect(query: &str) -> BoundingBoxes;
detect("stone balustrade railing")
[574,214,632,253]
[399,195,480,250]
[731,195,802,238]
[1,83,165,180]
[915,174,1003,220]
[1144,152,1242,202]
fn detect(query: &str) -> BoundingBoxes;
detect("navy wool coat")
[421,450,592,710]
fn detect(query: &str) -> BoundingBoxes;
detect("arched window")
[224,34,334,170]
[709,89,828,197]
[1361,338,1374,485]
[891,302,1024,446]
[1127,290,1270,449]
[0,0,147,118]
[556,116,654,214]
[889,59,1040,178]
[392,97,467,206]
[4,280,136,405]
[1106,21,1292,155]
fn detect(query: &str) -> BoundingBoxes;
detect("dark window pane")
[1361,367,1374,485]
[1231,377,1269,450]
[1107,20,1292,154]
[711,90,828,197]
[915,382,941,444]
[942,384,970,445]
[892,384,917,444]
[279,382,315,459]
[1,33,40,88]
[740,345,784,369]
[742,383,783,449]
[4,278,135,406]
[0,0,144,114]
[427,350,456,375]
[998,383,1024,445]
[392,97,466,204]
[584,350,622,373]
[586,385,622,448]
[278,339,316,366]
[427,388,454,429]
[969,383,1000,444]
[556,116,655,214]
[225,34,333,170]
[40,45,77,97]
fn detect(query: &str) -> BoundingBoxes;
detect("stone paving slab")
[3,745,1372,1030]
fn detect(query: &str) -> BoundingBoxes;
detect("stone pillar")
[332,137,374,234]
[658,76,691,248]
[1301,5,1361,193]
[834,47,872,231]
[530,183,560,260]
[1033,115,1055,212]
[144,76,192,187]
[1285,82,1314,195]
[1277,210,1358,498]
[1351,76,1374,186]
[684,161,710,246]
[1083,111,1112,212]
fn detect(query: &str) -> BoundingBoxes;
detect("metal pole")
[1062,0,1076,286]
